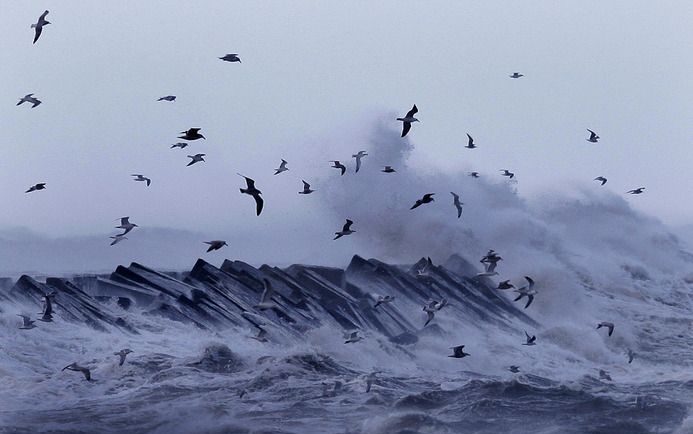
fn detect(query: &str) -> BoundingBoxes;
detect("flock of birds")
[16,9,638,382]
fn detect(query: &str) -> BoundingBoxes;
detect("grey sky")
[1,1,692,271]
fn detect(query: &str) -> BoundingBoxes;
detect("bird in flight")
[187,154,206,166]
[522,331,537,346]
[179,128,205,141]
[497,280,515,290]
[594,176,607,186]
[586,129,600,143]
[627,187,645,195]
[219,54,241,63]
[469,172,480,178]
[352,151,368,173]
[513,276,537,309]
[450,192,463,218]
[17,94,42,108]
[109,235,127,246]
[204,240,228,252]
[448,345,470,358]
[465,134,477,149]
[373,295,395,309]
[17,314,36,330]
[254,279,278,310]
[158,95,176,102]
[509,72,524,79]
[299,180,315,195]
[334,219,355,240]
[131,174,151,186]
[597,321,615,337]
[344,331,363,344]
[115,217,138,235]
[170,142,189,149]
[330,161,346,176]
[114,349,133,366]
[25,183,46,193]
[238,174,264,216]
[382,166,396,173]
[411,193,435,210]
[62,363,92,381]
[31,10,50,44]
[274,159,289,175]
[396,105,419,137]
[500,169,515,179]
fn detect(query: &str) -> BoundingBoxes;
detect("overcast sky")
[1,1,692,270]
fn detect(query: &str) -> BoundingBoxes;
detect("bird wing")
[146,178,151,186]
[424,310,435,325]
[401,122,412,138]
[355,157,361,172]
[524,276,534,289]
[302,180,310,189]
[120,217,129,225]
[253,193,264,215]
[486,262,497,273]
[525,294,534,309]
[343,219,353,231]
[118,353,126,366]
[40,10,49,20]
[405,105,418,118]
[467,134,473,146]
[33,26,43,44]
[260,279,275,303]
[349,331,358,339]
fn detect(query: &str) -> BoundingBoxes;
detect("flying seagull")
[352,151,368,173]
[594,176,607,186]
[254,279,277,310]
[274,159,289,175]
[465,134,477,149]
[179,128,205,141]
[500,169,515,179]
[397,104,419,137]
[509,72,524,78]
[299,180,315,194]
[382,166,396,173]
[344,331,363,344]
[25,183,46,193]
[627,187,645,195]
[38,292,56,322]
[411,193,435,210]
[157,95,176,102]
[238,174,264,216]
[522,331,537,346]
[330,160,346,176]
[110,235,127,246]
[373,295,395,309]
[586,129,600,143]
[477,261,499,278]
[597,321,615,337]
[187,154,206,166]
[509,365,520,373]
[62,363,92,381]
[450,192,463,218]
[448,345,470,358]
[423,301,438,326]
[17,94,42,108]
[131,174,151,186]
[219,54,241,63]
[17,314,36,330]
[627,348,635,364]
[114,349,133,366]
[31,10,50,44]
[334,219,355,240]
[513,276,537,309]
[204,240,228,252]
[170,142,188,149]
[497,280,515,290]
[469,172,480,178]
[115,217,138,235]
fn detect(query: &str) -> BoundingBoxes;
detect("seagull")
[509,365,520,373]
[219,53,241,63]
[599,370,612,381]
[594,176,608,186]
[116,217,138,235]
[627,187,645,195]
[373,295,395,309]
[450,192,463,218]
[397,105,419,137]
[423,301,437,326]
[110,235,128,246]
[179,128,205,141]
[37,292,56,322]
[627,348,635,364]
[522,331,537,346]
[17,314,36,330]
[131,174,151,186]
[344,331,363,344]
[187,154,206,166]
[274,159,289,175]
[254,279,278,310]
[509,72,524,79]
[299,180,315,194]
[465,134,477,149]
[586,129,600,143]
[497,280,515,290]
[31,10,50,44]
[25,183,46,193]
[204,240,228,252]
[157,95,176,102]
[597,321,615,337]
[469,172,480,178]
[352,151,368,173]
[434,298,448,310]
[448,345,470,358]
[513,276,537,309]
[250,327,268,343]
[62,363,92,381]
[17,94,42,108]
[114,349,133,366]
[238,174,264,216]
[416,257,433,277]
[500,169,515,179]
[330,161,346,176]
[170,142,189,149]
[411,193,435,210]
[382,166,396,173]
[334,219,355,240]
[476,261,499,278]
